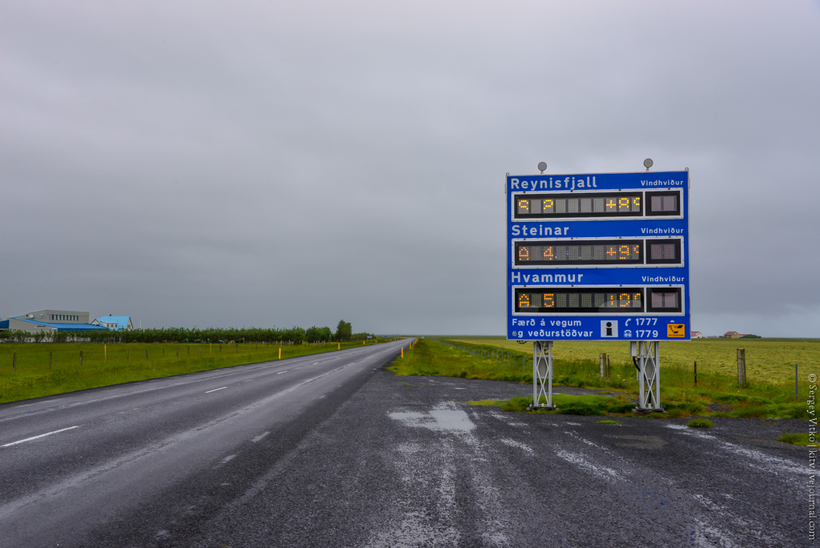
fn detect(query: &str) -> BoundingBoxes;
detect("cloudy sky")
[2,1,819,337]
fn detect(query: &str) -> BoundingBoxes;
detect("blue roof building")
[0,317,107,332]
[91,316,133,331]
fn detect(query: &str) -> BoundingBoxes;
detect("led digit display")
[515,240,643,266]
[646,240,681,264]
[647,288,682,312]
[645,191,681,216]
[514,192,642,219]
[515,288,644,313]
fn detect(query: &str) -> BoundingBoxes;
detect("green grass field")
[390,338,816,419]
[446,336,819,384]
[0,340,386,404]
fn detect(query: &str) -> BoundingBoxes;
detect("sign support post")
[531,341,555,409]
[634,341,663,411]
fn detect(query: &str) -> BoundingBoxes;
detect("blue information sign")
[506,170,690,341]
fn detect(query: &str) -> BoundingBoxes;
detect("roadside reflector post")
[796,364,799,396]
[13,352,16,371]
[80,350,83,366]
[50,351,52,369]
[279,348,282,360]
[105,344,107,362]
[401,348,404,358]
[530,341,555,409]
[599,353,606,378]
[694,361,697,386]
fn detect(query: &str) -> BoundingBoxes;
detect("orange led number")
[543,293,554,307]
[518,199,530,212]
[619,245,630,259]
[543,246,554,260]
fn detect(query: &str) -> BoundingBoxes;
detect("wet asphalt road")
[182,373,810,548]
[0,342,812,547]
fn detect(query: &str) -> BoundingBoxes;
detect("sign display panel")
[506,170,690,341]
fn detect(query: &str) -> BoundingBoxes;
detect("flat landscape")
[447,336,819,384]
[0,340,388,404]
[0,340,810,547]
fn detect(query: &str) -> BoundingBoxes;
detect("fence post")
[600,353,606,378]
[50,351,53,369]
[13,352,16,371]
[737,348,746,387]
[796,364,799,396]
[694,361,697,386]
[80,350,83,366]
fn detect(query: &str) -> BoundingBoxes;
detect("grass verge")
[391,338,812,420]
[0,340,389,404]
[778,432,812,446]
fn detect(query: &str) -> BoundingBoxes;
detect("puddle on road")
[389,402,475,432]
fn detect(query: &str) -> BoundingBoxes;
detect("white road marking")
[2,425,80,448]
[277,371,288,375]
[220,455,236,464]
[251,432,269,443]
[205,387,227,394]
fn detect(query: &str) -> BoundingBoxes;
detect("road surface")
[0,339,811,547]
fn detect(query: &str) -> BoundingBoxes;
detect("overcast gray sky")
[2,1,819,337]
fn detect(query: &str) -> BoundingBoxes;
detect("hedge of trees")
[0,322,372,344]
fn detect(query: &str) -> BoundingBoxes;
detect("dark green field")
[0,340,386,404]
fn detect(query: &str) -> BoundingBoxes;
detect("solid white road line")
[1,425,80,448]
[205,387,227,394]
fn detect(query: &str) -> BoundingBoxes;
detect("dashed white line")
[205,386,227,394]
[251,432,270,443]
[277,371,288,375]
[2,426,80,448]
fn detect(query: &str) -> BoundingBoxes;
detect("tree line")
[0,320,368,344]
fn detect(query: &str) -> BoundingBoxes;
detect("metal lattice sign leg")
[531,341,556,409]
[636,341,663,412]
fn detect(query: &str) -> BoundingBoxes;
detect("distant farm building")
[723,331,741,338]
[691,331,704,339]
[92,316,133,331]
[0,310,107,333]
